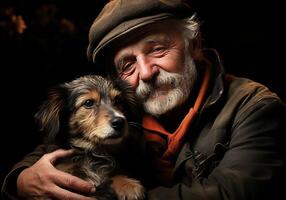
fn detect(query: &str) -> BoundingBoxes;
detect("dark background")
[0,0,285,189]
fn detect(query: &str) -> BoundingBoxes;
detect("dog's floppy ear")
[35,84,68,143]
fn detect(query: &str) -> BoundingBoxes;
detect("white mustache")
[136,70,182,99]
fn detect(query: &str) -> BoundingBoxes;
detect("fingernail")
[90,186,96,193]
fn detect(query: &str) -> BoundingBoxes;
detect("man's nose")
[137,55,159,81]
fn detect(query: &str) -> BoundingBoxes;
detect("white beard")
[136,53,197,117]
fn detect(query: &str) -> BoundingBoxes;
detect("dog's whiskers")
[128,122,143,129]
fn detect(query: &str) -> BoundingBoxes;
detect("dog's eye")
[83,99,95,108]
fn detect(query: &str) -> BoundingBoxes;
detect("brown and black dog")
[35,75,145,200]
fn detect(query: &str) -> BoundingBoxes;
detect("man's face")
[113,23,197,116]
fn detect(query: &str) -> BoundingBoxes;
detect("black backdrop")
[0,0,285,188]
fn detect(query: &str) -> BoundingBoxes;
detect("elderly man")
[2,0,285,200]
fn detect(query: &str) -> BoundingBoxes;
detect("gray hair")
[181,14,202,53]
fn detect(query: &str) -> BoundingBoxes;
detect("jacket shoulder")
[226,74,281,103]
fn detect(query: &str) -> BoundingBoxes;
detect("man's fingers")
[44,149,75,164]
[53,170,95,194]
[41,149,96,194]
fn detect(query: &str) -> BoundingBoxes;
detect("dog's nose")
[111,116,125,131]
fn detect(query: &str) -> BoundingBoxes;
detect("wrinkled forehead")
[106,20,182,61]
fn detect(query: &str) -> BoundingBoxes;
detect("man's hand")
[16,149,96,200]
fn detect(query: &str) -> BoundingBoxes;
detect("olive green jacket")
[2,49,286,200]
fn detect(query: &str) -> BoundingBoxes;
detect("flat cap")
[87,0,193,65]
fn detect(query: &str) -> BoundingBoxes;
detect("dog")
[35,75,146,200]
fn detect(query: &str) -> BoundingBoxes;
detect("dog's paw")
[112,175,145,200]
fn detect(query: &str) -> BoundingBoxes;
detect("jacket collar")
[200,48,225,112]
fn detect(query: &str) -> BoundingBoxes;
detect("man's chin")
[143,95,181,117]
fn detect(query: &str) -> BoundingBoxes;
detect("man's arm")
[2,144,49,199]
[1,145,95,200]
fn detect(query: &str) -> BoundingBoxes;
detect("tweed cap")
[87,0,193,64]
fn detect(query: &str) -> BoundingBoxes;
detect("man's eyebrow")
[145,38,160,44]
[144,35,170,44]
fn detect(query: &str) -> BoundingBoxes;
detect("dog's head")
[35,75,142,152]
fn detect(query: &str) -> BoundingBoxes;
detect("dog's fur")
[35,75,145,200]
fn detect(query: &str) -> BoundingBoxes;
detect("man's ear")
[189,36,203,61]
[191,48,202,61]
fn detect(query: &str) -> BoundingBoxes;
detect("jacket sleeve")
[147,98,286,200]
[1,144,57,200]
